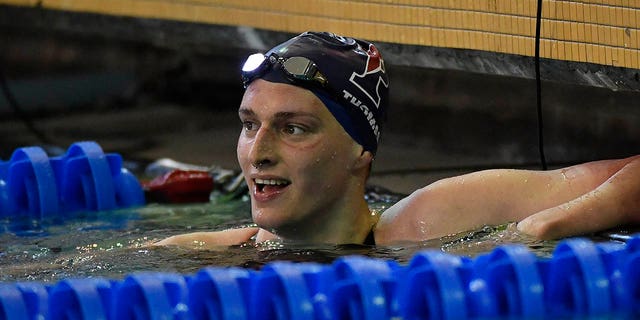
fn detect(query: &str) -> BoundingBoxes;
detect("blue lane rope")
[0,141,145,227]
[0,236,639,319]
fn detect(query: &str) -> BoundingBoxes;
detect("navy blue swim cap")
[241,31,389,154]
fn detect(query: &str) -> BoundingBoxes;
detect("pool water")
[0,197,629,283]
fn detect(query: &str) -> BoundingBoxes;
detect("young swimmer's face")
[237,79,365,235]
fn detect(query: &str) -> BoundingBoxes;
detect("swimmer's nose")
[252,158,271,169]
[249,126,278,169]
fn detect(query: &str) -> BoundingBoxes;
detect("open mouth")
[254,178,291,193]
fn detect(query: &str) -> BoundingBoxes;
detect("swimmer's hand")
[153,227,260,249]
[518,156,640,240]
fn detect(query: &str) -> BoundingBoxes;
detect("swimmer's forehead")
[238,107,321,120]
[238,80,327,118]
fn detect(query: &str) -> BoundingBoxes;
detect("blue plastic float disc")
[58,141,117,212]
[188,267,252,320]
[251,261,331,320]
[0,284,30,319]
[0,282,49,320]
[400,251,471,320]
[546,238,611,316]
[7,146,59,219]
[15,282,49,320]
[112,272,189,320]
[594,241,630,313]
[331,256,398,320]
[481,244,545,317]
[49,278,113,320]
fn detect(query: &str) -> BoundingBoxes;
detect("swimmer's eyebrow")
[238,108,318,120]
[238,108,255,117]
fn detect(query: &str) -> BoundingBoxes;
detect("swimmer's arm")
[517,155,640,239]
[375,155,640,243]
[153,227,259,249]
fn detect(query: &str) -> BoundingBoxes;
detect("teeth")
[254,178,289,185]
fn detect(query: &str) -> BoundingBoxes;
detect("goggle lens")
[282,56,317,80]
[241,54,327,88]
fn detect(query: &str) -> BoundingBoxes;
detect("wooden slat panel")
[1,0,638,69]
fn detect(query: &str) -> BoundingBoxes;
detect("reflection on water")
[0,199,631,283]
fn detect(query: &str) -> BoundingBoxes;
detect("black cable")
[0,68,52,146]
[535,0,547,170]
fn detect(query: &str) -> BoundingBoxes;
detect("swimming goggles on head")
[241,53,329,89]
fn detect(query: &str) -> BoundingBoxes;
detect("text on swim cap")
[342,90,380,141]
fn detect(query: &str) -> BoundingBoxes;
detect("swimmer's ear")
[353,148,374,170]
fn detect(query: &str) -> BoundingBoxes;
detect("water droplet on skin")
[419,220,427,235]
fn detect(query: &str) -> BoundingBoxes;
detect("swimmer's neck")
[254,199,377,245]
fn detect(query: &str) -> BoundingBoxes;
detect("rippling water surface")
[0,198,630,283]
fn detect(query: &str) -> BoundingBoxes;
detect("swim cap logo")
[348,44,388,109]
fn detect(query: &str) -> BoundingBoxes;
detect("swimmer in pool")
[156,31,640,247]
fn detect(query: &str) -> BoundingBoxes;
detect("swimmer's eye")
[242,121,257,131]
[283,124,306,135]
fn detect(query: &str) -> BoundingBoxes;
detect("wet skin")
[236,79,375,243]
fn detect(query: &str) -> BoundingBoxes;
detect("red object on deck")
[143,170,214,203]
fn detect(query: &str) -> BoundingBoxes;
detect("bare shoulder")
[374,179,457,244]
[154,227,260,249]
